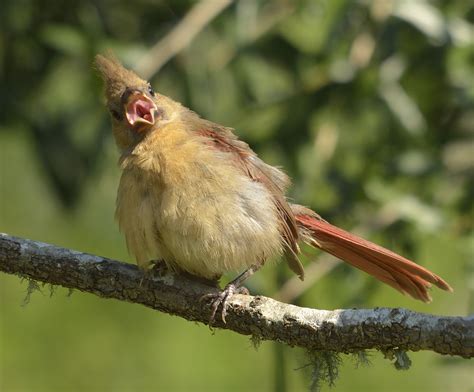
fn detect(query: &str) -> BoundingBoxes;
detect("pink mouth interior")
[126,96,156,126]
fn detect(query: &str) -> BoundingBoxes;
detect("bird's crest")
[95,53,145,103]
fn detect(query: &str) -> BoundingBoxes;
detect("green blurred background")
[1,0,473,391]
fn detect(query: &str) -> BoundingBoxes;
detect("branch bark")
[1,233,472,358]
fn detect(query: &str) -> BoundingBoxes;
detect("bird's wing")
[195,125,304,279]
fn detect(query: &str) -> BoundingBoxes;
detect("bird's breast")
[117,136,283,279]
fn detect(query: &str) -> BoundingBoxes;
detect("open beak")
[124,92,157,129]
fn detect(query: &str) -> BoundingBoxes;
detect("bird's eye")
[147,83,155,96]
[110,108,122,120]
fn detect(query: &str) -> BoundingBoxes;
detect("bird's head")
[95,54,179,150]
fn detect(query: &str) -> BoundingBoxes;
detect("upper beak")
[124,91,157,129]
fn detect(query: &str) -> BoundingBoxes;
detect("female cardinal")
[95,54,452,322]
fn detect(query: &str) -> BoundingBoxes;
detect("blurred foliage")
[1,0,473,391]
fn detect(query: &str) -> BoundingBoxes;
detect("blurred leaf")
[279,0,348,54]
[393,0,448,43]
[40,24,88,56]
[238,54,295,103]
[365,180,443,232]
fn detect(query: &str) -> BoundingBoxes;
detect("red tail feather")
[294,212,452,302]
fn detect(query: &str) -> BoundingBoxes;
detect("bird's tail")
[291,205,452,302]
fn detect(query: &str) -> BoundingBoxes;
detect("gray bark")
[1,233,472,358]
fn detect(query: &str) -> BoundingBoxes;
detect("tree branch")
[135,0,233,79]
[1,233,472,358]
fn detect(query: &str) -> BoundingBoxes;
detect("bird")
[95,54,452,323]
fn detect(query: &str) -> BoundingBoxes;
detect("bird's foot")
[200,284,249,326]
[139,260,168,287]
[150,259,169,277]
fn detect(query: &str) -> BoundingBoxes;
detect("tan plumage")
[95,54,452,311]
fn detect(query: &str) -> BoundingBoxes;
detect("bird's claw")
[200,284,248,326]
[150,259,168,277]
[139,260,168,287]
